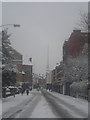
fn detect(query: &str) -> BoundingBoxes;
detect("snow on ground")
[48,91,88,117]
[31,95,57,118]
[2,93,33,114]
[0,99,2,119]
[15,90,57,118]
[1,89,89,118]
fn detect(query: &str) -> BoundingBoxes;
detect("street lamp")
[0,24,20,32]
[0,24,20,28]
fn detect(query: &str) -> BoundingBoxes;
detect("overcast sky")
[2,2,88,75]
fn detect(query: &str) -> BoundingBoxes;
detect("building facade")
[63,30,88,63]
[12,48,23,86]
[22,65,32,89]
[46,71,52,90]
[52,62,63,93]
[63,30,88,96]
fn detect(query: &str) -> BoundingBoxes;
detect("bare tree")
[80,12,88,31]
[76,2,90,32]
[77,11,90,32]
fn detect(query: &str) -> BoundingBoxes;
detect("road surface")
[2,89,88,119]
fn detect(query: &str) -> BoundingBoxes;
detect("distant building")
[32,74,39,88]
[22,64,32,88]
[38,75,46,89]
[52,62,63,93]
[46,71,52,90]
[32,73,46,89]
[46,72,52,84]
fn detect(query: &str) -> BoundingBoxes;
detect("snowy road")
[2,90,57,118]
[2,89,88,119]
[42,90,88,118]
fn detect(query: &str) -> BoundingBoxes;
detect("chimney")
[73,30,81,33]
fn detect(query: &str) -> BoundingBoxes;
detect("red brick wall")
[68,34,84,57]
[67,30,88,58]
[12,48,23,86]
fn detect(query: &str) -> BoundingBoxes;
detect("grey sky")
[2,2,88,75]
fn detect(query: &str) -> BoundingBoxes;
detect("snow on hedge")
[63,43,88,94]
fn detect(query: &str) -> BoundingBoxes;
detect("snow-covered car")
[2,87,11,97]
[9,86,19,94]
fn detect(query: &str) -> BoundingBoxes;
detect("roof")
[11,47,22,56]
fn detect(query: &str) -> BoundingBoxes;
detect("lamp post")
[0,24,20,33]
[0,24,20,28]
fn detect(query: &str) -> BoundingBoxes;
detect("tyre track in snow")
[42,90,88,119]
[42,90,71,118]
[2,93,35,118]
[15,92,42,118]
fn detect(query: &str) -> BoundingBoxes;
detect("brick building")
[22,65,32,88]
[63,30,88,63]
[12,48,23,86]
[63,30,88,95]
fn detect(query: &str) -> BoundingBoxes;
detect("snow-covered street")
[0,99,2,120]
[1,2,89,120]
[1,89,88,119]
